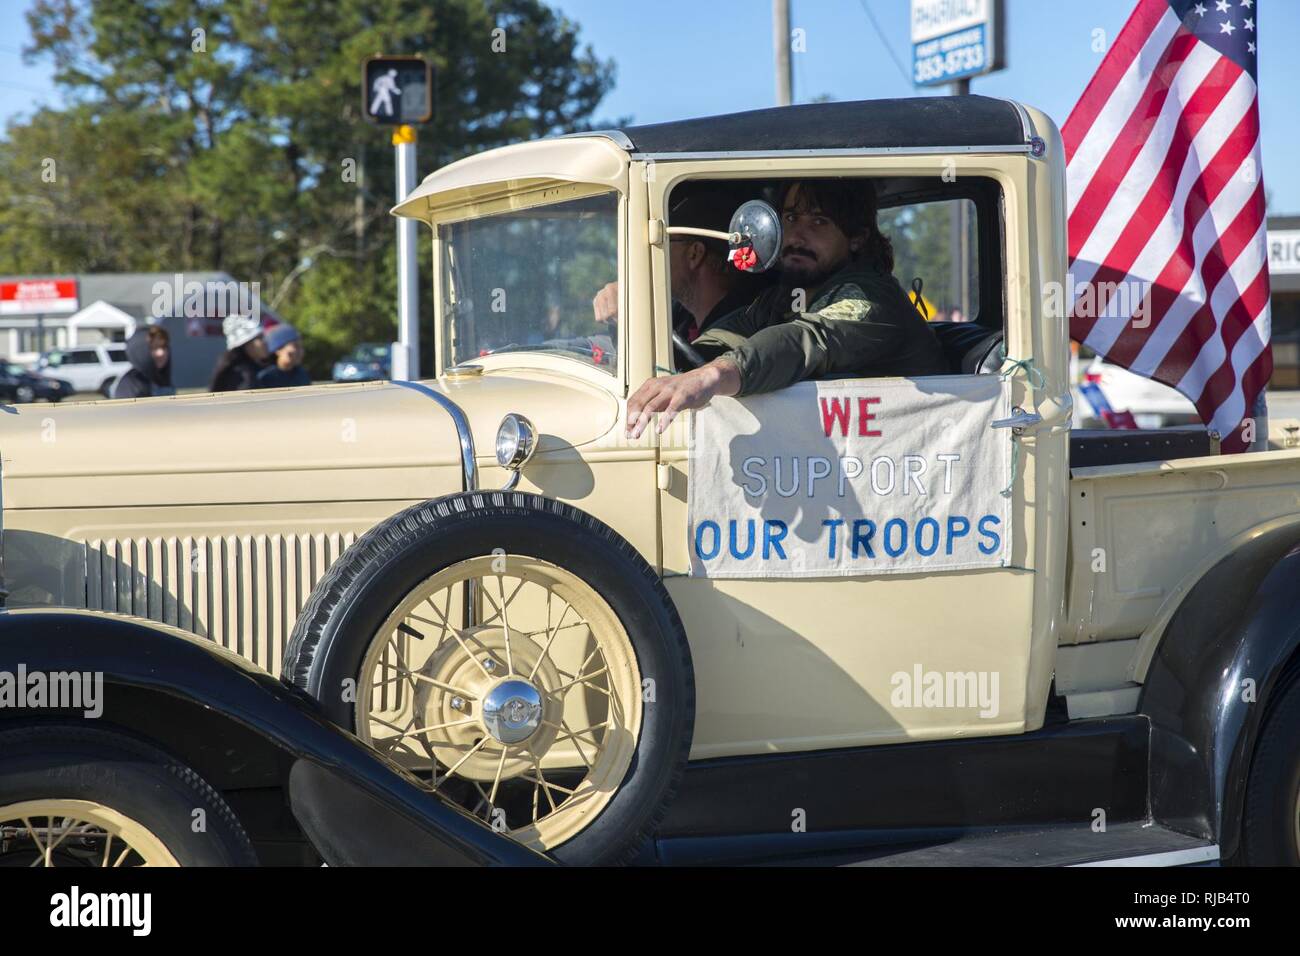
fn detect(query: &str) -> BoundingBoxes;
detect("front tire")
[1241,672,1300,864]
[284,491,695,865]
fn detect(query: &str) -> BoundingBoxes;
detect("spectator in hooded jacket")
[112,325,175,399]
[256,323,312,389]
[208,314,269,392]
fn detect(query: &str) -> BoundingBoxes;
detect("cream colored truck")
[3,96,1299,866]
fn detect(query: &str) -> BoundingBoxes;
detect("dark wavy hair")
[779,178,894,274]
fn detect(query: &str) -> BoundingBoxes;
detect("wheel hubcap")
[482,679,544,744]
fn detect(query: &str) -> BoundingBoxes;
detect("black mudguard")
[1141,534,1300,858]
[0,609,549,867]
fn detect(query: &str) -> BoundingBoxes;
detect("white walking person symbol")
[370,68,401,116]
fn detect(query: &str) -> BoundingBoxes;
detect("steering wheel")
[672,330,706,370]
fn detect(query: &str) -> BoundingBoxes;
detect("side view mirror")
[727,200,782,273]
[662,199,784,274]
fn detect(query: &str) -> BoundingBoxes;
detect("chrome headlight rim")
[495,413,537,473]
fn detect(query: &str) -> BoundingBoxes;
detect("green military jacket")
[692,260,947,396]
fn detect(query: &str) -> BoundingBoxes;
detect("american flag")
[1063,0,1268,452]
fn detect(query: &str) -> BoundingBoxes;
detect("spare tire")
[284,491,695,865]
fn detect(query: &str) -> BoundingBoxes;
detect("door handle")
[992,393,1073,436]
[991,407,1041,433]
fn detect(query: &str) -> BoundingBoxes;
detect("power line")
[856,0,913,90]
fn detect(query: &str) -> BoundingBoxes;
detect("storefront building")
[1269,216,1300,389]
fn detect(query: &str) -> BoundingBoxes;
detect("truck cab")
[396,95,1073,755]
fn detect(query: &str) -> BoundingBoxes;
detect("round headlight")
[495,413,537,471]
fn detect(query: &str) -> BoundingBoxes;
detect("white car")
[35,344,131,396]
[1072,353,1200,429]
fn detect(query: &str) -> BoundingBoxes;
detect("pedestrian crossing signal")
[362,56,432,125]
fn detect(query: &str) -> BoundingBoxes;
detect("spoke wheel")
[285,491,695,864]
[357,555,642,851]
[0,800,179,868]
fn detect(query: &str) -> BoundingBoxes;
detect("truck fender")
[1138,532,1300,857]
[0,610,549,866]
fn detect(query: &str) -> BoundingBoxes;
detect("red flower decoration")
[730,246,759,271]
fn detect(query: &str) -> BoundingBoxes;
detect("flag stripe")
[1142,123,1262,380]
[1082,78,1257,361]
[1068,45,1236,347]
[1067,30,1200,245]
[1063,0,1180,162]
[1173,232,1269,398]
[1071,55,1238,333]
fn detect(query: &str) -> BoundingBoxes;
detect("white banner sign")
[688,376,1013,579]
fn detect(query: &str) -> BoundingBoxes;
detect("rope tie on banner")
[996,344,1045,498]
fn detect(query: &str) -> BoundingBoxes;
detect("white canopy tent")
[67,300,137,346]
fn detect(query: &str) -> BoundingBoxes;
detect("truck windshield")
[440,192,618,373]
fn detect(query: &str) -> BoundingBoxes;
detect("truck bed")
[1066,441,1300,648]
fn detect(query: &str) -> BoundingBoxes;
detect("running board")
[842,822,1217,867]
[655,820,1218,867]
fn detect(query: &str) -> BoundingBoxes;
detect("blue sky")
[2,0,1297,211]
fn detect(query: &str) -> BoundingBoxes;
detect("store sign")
[0,278,79,315]
[911,0,1004,87]
[1268,229,1300,275]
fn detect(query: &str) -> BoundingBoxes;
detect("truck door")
[645,155,1070,760]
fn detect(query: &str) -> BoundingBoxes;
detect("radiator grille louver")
[83,532,356,672]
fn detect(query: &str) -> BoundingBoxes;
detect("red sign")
[0,278,79,315]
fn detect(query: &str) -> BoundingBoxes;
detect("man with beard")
[625,178,944,439]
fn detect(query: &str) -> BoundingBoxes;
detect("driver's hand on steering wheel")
[592,281,619,327]
[626,359,742,439]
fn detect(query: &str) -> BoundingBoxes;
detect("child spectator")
[256,323,312,388]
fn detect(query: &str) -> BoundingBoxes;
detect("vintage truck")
[3,96,1299,867]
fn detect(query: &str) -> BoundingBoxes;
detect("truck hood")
[2,371,618,510]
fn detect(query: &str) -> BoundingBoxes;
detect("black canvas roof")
[616,96,1027,154]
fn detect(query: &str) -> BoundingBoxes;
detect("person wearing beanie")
[591,184,766,369]
[208,314,269,392]
[112,325,175,399]
[256,323,312,389]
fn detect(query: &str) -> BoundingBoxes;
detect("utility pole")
[774,0,792,106]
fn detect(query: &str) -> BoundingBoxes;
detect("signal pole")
[392,123,419,381]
